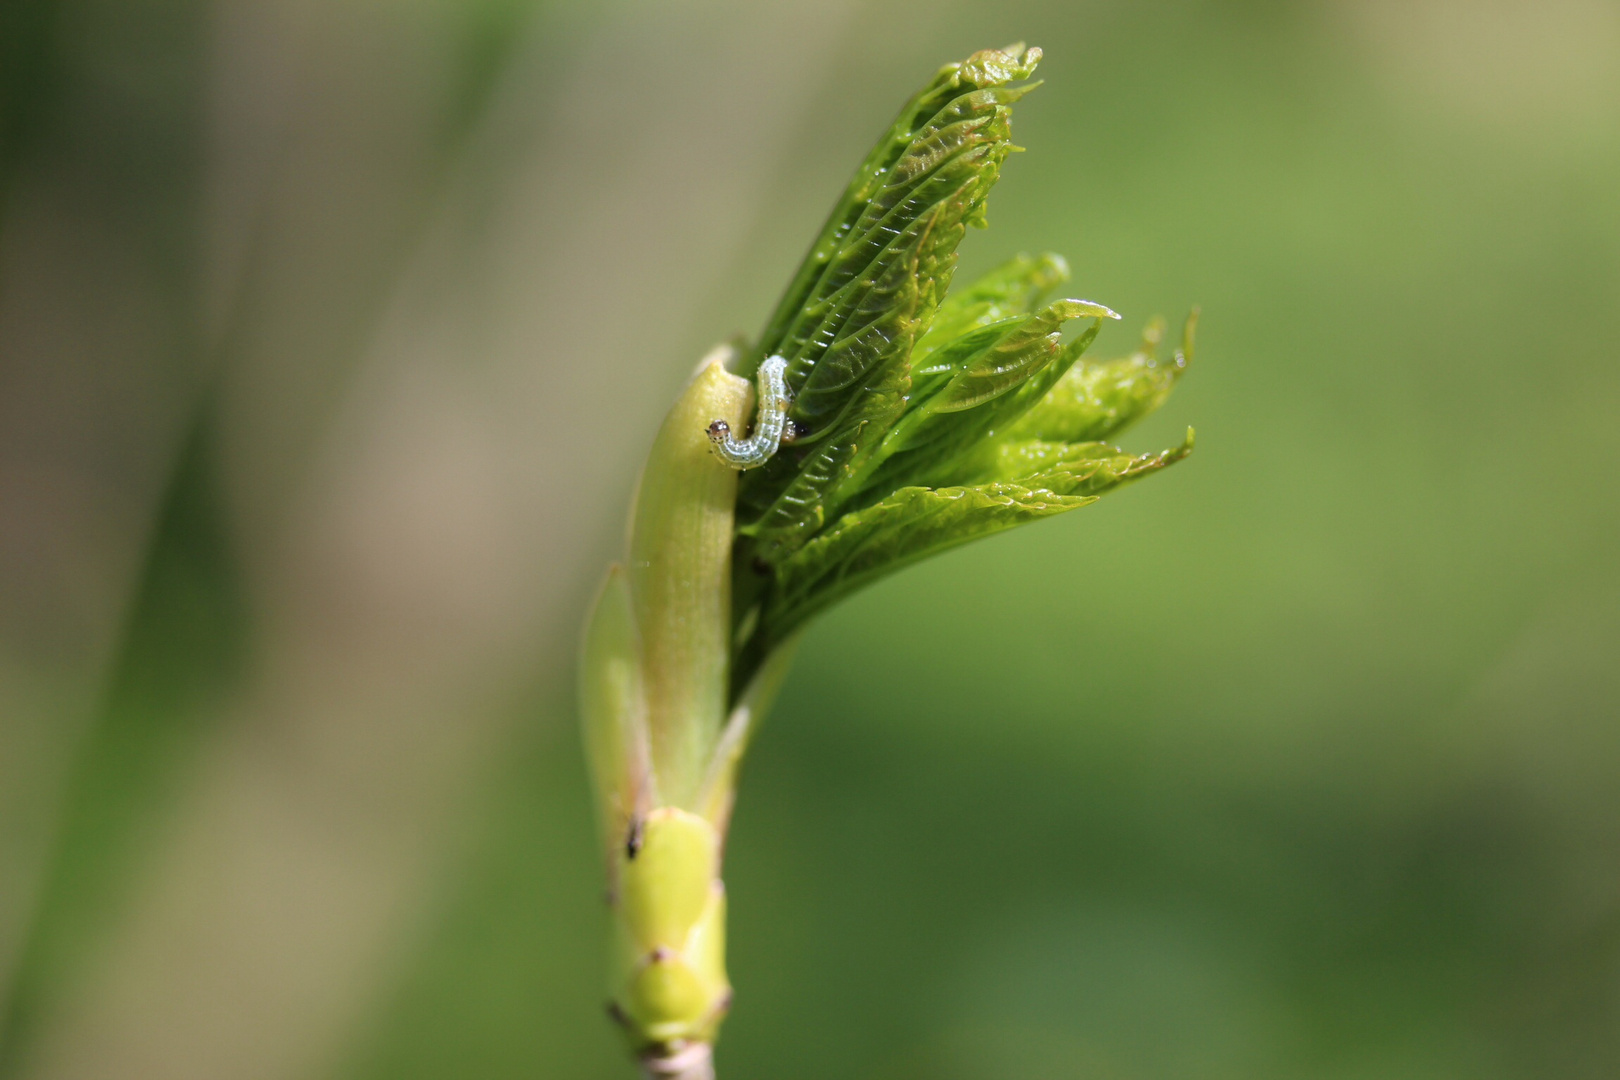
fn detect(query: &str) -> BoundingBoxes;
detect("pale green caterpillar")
[706,354,791,469]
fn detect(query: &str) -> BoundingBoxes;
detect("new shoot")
[579,44,1196,1080]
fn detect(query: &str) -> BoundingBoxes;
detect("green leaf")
[933,298,1118,413]
[736,46,1043,558]
[735,208,926,558]
[722,46,1199,700]
[757,431,1193,651]
[1004,308,1197,444]
[748,45,1043,381]
[845,303,1116,503]
[910,250,1071,369]
[957,428,1195,488]
[765,484,1094,648]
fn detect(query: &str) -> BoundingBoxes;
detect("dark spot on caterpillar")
[706,419,730,442]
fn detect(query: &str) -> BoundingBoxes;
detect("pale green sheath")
[580,346,794,1078]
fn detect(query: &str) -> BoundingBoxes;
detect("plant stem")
[641,1043,714,1080]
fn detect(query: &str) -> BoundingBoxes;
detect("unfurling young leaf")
[761,432,1192,651]
[1007,307,1198,444]
[736,49,1044,559]
[580,44,1198,1079]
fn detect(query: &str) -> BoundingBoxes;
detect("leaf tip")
[1068,299,1122,321]
[1179,307,1200,365]
[960,44,1043,87]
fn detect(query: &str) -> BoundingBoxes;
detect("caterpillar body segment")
[707,355,792,469]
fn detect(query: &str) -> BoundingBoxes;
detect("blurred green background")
[2,1,1618,1078]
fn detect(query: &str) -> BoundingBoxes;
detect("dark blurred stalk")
[0,0,216,1066]
[0,0,62,208]
[0,407,247,1076]
[0,0,560,1069]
